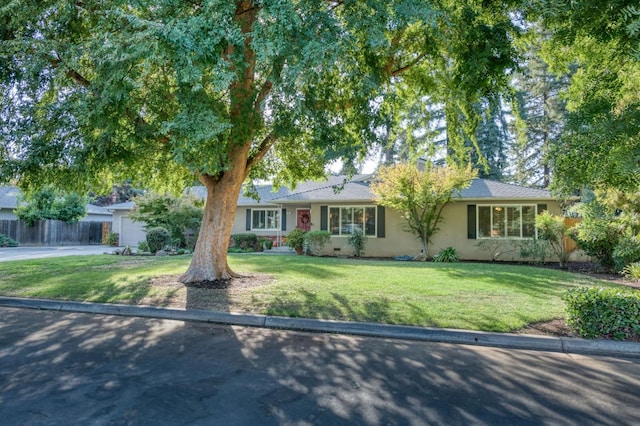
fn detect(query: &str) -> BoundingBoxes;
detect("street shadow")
[2,306,640,425]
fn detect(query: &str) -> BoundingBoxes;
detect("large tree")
[510,27,570,188]
[1,1,519,282]
[530,0,640,195]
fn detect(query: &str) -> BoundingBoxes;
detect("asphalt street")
[1,307,640,426]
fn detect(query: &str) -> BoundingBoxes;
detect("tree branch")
[327,1,345,12]
[246,133,276,174]
[50,57,91,87]
[383,29,407,77]
[391,52,428,76]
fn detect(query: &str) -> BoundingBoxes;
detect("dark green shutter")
[320,206,328,231]
[537,204,547,214]
[246,209,251,231]
[281,208,287,231]
[377,206,385,238]
[467,204,476,239]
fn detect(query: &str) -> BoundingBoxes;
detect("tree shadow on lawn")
[434,262,602,297]
[260,289,396,324]
[254,286,561,333]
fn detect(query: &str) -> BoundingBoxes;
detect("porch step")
[267,246,295,254]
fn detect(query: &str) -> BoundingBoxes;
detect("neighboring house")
[112,176,581,261]
[0,186,20,220]
[109,202,147,247]
[0,186,112,222]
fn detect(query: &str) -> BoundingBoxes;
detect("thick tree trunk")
[179,169,245,284]
[179,1,265,284]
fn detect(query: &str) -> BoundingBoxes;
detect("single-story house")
[0,186,113,222]
[114,175,584,261]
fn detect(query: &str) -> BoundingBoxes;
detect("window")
[252,209,280,230]
[477,205,536,239]
[329,206,377,236]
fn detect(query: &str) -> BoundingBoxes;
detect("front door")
[296,209,311,231]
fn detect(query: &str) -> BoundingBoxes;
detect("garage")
[118,216,147,247]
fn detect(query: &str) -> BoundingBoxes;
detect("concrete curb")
[2,296,639,357]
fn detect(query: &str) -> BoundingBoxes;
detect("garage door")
[119,216,147,247]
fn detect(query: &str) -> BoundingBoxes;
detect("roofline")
[271,198,374,205]
[460,197,558,202]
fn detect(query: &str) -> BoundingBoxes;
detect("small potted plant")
[285,228,307,254]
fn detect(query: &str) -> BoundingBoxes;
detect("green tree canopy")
[15,186,87,226]
[129,192,204,250]
[371,162,476,259]
[1,1,520,282]
[530,0,640,195]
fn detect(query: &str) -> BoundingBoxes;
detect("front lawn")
[0,254,619,332]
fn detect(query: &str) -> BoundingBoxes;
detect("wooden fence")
[0,220,111,246]
[563,217,581,254]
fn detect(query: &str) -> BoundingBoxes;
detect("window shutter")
[467,204,476,239]
[281,209,286,231]
[537,204,547,214]
[320,206,328,231]
[246,209,251,231]
[377,206,385,238]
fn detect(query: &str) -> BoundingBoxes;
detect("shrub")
[285,228,307,250]
[346,229,367,257]
[568,193,623,272]
[570,221,619,272]
[535,211,572,268]
[433,246,459,262]
[623,262,640,281]
[137,240,150,253]
[146,227,170,254]
[0,233,18,247]
[475,239,517,261]
[304,230,331,256]
[130,192,203,249]
[258,238,274,250]
[104,231,119,246]
[232,233,258,250]
[613,234,640,272]
[563,287,640,340]
[228,247,254,253]
[518,238,550,264]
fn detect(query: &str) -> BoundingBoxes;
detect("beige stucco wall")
[234,200,589,261]
[310,199,582,261]
[232,206,310,245]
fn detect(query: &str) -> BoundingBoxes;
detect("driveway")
[0,245,114,262]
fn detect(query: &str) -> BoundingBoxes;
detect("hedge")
[563,287,640,340]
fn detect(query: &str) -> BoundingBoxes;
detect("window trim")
[476,204,538,239]
[328,205,378,237]
[251,208,281,231]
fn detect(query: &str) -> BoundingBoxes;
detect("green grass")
[0,254,620,332]
[0,255,188,303]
